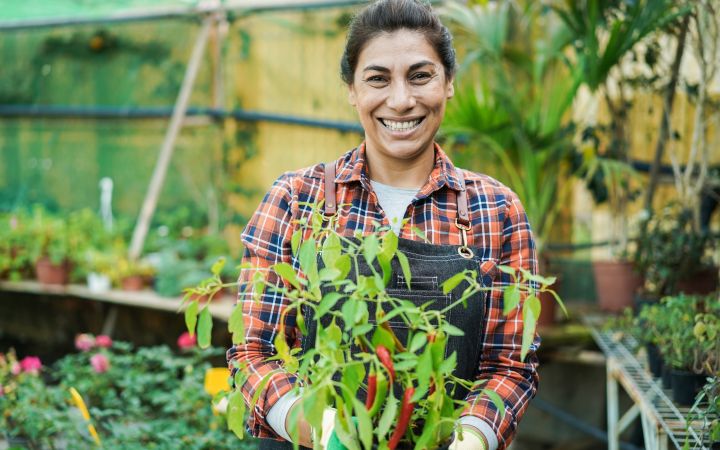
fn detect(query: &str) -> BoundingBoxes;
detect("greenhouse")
[0,0,718,449]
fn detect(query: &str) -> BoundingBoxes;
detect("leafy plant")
[184,204,563,449]
[441,1,579,253]
[685,376,720,449]
[632,205,715,298]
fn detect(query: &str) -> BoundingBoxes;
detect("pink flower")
[177,332,196,350]
[75,333,95,352]
[19,356,42,375]
[90,353,110,373]
[95,335,113,348]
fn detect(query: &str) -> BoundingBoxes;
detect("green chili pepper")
[368,366,388,418]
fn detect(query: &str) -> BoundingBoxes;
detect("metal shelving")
[585,316,712,450]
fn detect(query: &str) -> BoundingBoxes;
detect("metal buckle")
[454,218,471,231]
[458,246,474,259]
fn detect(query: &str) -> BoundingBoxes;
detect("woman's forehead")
[357,29,442,70]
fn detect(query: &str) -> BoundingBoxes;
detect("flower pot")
[676,267,719,295]
[35,257,70,285]
[670,369,705,406]
[121,275,145,291]
[661,365,673,390]
[87,272,111,292]
[592,261,642,313]
[646,343,663,378]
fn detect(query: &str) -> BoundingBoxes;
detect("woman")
[227,1,539,449]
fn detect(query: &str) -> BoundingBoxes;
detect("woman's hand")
[285,403,337,448]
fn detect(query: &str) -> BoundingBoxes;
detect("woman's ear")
[348,84,357,107]
[447,78,455,99]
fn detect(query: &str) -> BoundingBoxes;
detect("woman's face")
[348,29,454,165]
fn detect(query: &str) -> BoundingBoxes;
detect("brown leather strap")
[455,168,470,227]
[324,161,337,217]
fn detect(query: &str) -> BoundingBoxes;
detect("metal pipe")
[0,104,364,133]
[0,0,367,31]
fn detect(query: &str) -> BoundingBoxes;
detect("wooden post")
[128,16,213,260]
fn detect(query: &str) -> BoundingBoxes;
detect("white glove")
[316,407,337,449]
[449,426,487,450]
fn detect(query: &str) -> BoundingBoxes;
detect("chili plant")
[183,204,562,450]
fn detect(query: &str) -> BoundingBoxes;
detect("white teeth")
[382,118,421,131]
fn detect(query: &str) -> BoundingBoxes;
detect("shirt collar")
[335,142,464,193]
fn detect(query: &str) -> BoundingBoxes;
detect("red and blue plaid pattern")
[227,143,539,449]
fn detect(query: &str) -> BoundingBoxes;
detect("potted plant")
[183,205,561,449]
[84,249,116,293]
[29,210,74,285]
[113,255,156,291]
[656,295,708,405]
[633,205,717,302]
[686,377,720,449]
[0,212,34,281]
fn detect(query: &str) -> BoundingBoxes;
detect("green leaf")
[300,386,327,433]
[335,254,352,280]
[441,272,466,294]
[483,389,506,420]
[184,300,199,336]
[497,265,517,277]
[438,351,457,375]
[371,326,396,353]
[291,229,302,256]
[352,396,373,450]
[409,333,427,353]
[412,347,433,402]
[197,307,213,349]
[227,389,246,438]
[380,231,398,259]
[322,233,342,269]
[442,323,465,337]
[299,238,319,285]
[376,392,398,440]
[327,320,342,346]
[228,305,245,345]
[211,257,226,276]
[521,294,540,361]
[272,262,302,290]
[319,267,342,282]
[363,234,380,266]
[503,284,521,315]
[396,250,412,290]
[317,292,343,317]
[377,253,392,287]
[411,226,429,243]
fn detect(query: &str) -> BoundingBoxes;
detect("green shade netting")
[0,0,203,26]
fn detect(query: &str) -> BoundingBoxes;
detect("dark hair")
[340,0,456,84]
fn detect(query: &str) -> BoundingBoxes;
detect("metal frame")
[585,316,709,450]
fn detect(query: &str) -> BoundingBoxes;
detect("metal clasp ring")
[458,246,474,259]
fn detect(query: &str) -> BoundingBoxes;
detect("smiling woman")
[226,1,540,450]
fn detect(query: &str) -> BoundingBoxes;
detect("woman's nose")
[385,81,416,111]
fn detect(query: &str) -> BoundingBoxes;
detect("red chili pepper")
[375,345,395,383]
[388,386,415,450]
[365,367,377,410]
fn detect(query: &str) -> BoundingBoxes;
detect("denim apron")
[258,163,492,450]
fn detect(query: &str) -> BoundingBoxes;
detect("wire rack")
[585,315,713,450]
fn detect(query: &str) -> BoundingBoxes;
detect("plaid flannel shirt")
[227,143,540,449]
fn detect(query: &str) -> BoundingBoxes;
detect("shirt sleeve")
[461,190,540,450]
[226,173,303,439]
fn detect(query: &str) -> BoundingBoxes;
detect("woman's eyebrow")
[362,60,436,73]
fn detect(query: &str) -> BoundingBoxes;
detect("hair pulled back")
[340,0,456,85]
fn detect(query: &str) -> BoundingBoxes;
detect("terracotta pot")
[676,267,719,296]
[592,261,642,313]
[121,275,145,291]
[35,257,70,285]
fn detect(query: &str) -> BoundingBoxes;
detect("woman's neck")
[364,145,435,189]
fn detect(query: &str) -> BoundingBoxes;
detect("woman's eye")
[411,72,432,82]
[366,75,387,83]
